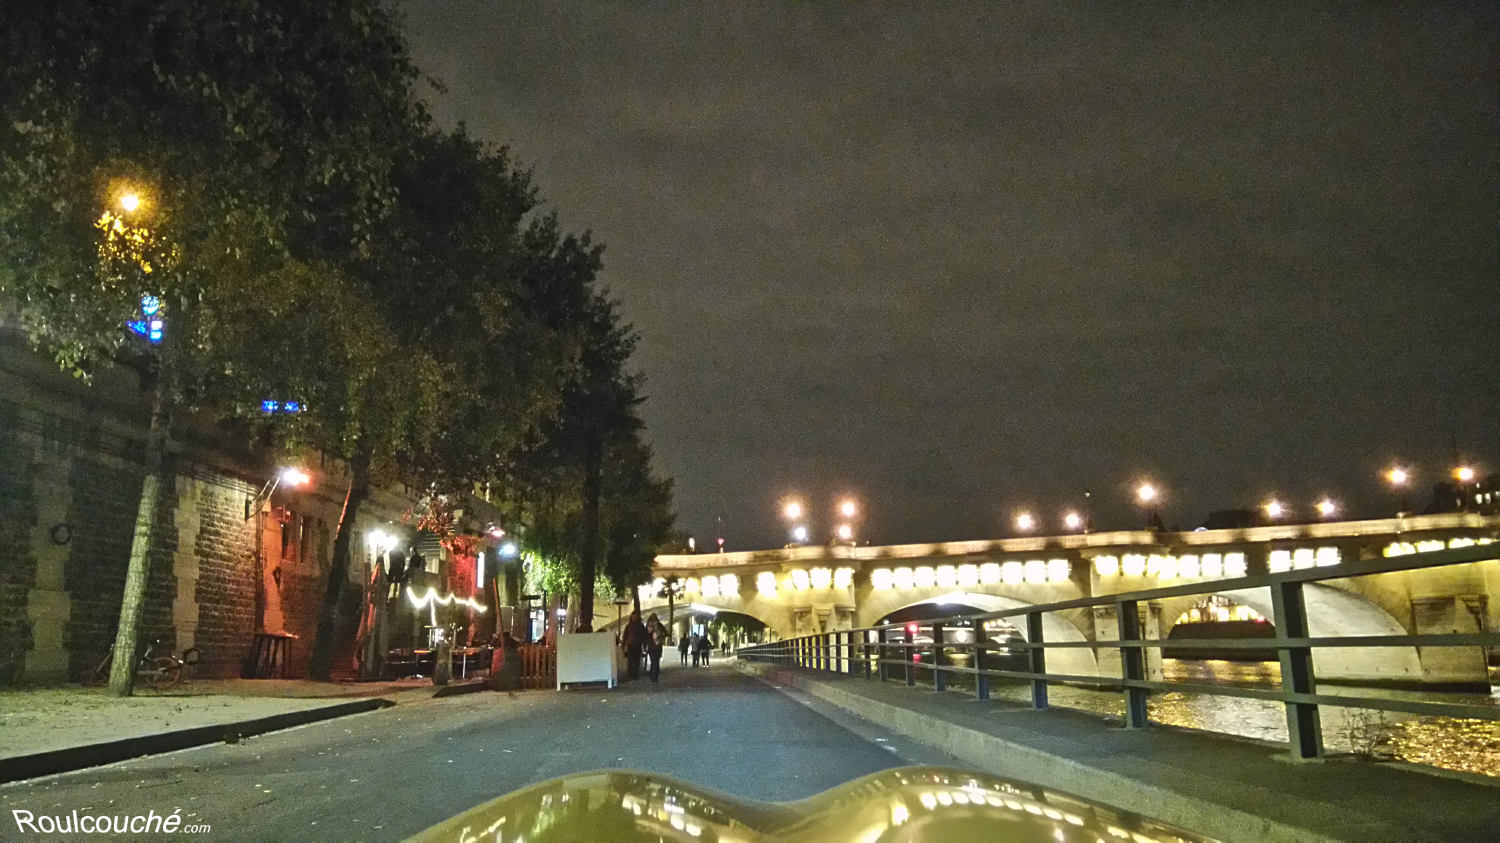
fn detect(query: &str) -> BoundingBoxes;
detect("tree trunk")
[574,435,603,632]
[108,369,173,696]
[309,447,371,681]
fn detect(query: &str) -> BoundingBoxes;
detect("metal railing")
[738,543,1500,760]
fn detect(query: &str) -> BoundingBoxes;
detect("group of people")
[619,610,716,683]
[677,631,715,667]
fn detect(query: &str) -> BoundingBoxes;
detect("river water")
[938,658,1500,779]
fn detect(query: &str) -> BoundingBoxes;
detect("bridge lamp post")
[1385,467,1410,517]
[1136,482,1164,531]
[781,498,807,546]
[1453,466,1477,511]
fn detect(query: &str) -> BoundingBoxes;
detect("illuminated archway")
[857,591,1098,677]
[1157,585,1422,682]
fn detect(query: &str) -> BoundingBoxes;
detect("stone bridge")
[612,514,1500,689]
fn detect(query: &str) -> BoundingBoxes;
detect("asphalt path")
[1,661,952,841]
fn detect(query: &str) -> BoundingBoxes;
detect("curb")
[1,697,394,784]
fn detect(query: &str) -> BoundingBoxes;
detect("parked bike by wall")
[82,639,200,690]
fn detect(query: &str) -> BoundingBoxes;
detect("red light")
[912,653,922,662]
[906,622,919,634]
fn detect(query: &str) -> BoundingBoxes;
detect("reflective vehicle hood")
[408,765,1211,842]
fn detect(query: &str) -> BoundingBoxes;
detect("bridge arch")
[1156,585,1422,683]
[858,591,1098,677]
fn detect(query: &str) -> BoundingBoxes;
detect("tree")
[0,0,423,693]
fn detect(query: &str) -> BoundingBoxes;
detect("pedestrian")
[697,631,713,666]
[622,610,647,681]
[690,632,701,667]
[678,633,690,666]
[646,614,666,683]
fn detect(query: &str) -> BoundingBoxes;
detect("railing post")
[1272,579,1324,760]
[932,621,946,692]
[862,630,873,679]
[876,628,887,681]
[1117,599,1149,728]
[846,631,857,676]
[904,625,916,686]
[972,618,989,700]
[1027,610,1048,710]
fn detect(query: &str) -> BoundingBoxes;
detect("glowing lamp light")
[1316,498,1337,518]
[499,541,518,558]
[783,500,804,520]
[791,525,809,544]
[279,467,310,487]
[1264,500,1284,520]
[1063,511,1083,531]
[839,499,858,518]
[1386,467,1408,487]
[906,622,919,635]
[1014,512,1035,532]
[1454,466,1475,483]
[836,523,854,541]
[119,193,142,213]
[1136,483,1158,504]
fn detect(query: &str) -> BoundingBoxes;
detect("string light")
[405,586,487,613]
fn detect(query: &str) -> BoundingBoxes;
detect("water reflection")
[408,766,1210,842]
[972,660,1500,778]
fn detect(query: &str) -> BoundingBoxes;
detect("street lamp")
[1385,467,1410,516]
[1316,498,1338,519]
[1136,482,1163,530]
[838,499,858,519]
[781,496,807,546]
[1062,510,1084,532]
[245,466,310,519]
[1264,499,1285,521]
[1014,511,1036,533]
[835,523,854,543]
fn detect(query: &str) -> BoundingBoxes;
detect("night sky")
[399,3,1498,549]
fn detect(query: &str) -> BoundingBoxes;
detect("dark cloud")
[399,1,1499,546]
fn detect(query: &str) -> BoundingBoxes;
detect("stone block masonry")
[0,328,412,684]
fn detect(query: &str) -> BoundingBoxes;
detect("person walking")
[696,631,713,667]
[622,610,647,681]
[689,632,701,667]
[646,614,666,683]
[677,633,690,666]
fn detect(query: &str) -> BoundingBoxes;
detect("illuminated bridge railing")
[737,544,1500,761]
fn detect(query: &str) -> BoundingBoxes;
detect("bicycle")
[82,639,200,690]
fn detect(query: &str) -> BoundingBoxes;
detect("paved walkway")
[1,663,927,840]
[738,661,1500,842]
